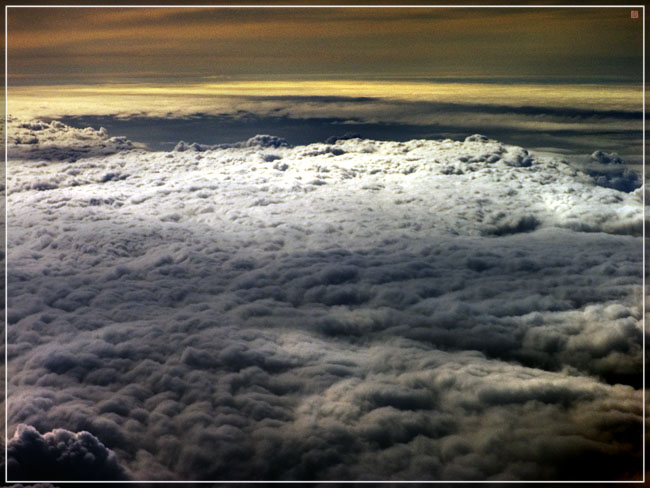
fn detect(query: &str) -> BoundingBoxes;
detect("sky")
[5,5,644,158]
[6,5,644,84]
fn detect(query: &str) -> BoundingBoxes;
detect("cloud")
[7,117,137,161]
[173,134,290,153]
[6,120,642,481]
[7,424,130,481]
[7,80,642,119]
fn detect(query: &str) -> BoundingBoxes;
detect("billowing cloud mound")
[173,134,290,153]
[7,117,135,161]
[590,150,623,165]
[6,121,642,481]
[7,424,130,481]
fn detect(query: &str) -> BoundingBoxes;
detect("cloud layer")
[8,8,643,84]
[6,120,643,481]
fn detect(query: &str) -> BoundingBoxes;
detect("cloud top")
[6,120,642,481]
[8,424,130,481]
[8,117,136,161]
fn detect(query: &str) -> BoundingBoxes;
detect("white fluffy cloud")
[5,120,643,481]
[7,117,137,161]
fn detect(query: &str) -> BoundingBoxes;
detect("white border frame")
[3,3,646,484]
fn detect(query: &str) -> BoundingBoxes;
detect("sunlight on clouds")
[8,81,642,120]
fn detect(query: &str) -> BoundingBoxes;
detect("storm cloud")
[6,120,643,481]
[7,424,130,481]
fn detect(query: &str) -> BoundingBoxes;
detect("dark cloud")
[587,167,640,193]
[7,424,130,481]
[243,95,643,121]
[7,7,643,84]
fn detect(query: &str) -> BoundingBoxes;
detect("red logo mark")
[631,10,639,18]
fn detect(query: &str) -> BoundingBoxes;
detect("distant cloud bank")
[8,82,642,158]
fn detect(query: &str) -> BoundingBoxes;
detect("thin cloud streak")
[7,81,642,118]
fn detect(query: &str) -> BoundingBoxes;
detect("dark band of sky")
[6,4,644,85]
